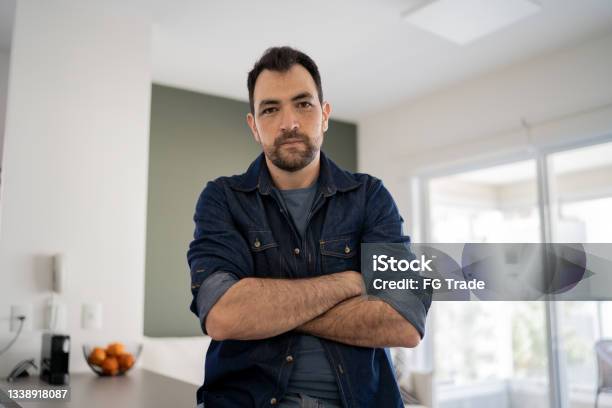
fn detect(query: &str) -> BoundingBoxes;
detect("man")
[187,46,431,408]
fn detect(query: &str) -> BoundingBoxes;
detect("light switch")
[81,303,102,330]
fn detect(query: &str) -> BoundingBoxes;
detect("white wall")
[358,31,612,236]
[0,50,10,174]
[0,0,151,375]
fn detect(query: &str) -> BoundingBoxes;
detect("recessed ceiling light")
[403,0,541,45]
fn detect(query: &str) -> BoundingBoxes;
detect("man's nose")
[279,108,299,132]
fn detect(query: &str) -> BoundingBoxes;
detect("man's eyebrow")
[258,99,280,109]
[257,92,315,110]
[291,92,314,101]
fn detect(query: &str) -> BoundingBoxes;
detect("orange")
[118,353,135,371]
[105,342,125,357]
[88,347,106,366]
[102,357,119,375]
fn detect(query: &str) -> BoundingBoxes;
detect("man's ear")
[246,112,261,144]
[321,101,332,132]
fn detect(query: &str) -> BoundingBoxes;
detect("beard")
[264,129,320,172]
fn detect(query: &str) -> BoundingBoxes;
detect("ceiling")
[1,1,611,121]
[150,0,612,121]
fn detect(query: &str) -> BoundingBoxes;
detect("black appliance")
[40,333,70,385]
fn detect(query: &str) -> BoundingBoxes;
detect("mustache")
[275,129,308,146]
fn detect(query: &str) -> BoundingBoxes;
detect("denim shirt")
[187,151,431,408]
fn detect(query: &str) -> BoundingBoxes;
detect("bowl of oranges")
[83,342,141,376]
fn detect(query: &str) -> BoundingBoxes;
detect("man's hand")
[339,270,366,296]
[205,271,362,341]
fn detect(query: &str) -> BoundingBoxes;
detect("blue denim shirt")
[187,151,431,407]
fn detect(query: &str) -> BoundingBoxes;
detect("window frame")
[413,132,612,408]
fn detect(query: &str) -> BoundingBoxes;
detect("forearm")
[297,296,421,348]
[206,271,361,341]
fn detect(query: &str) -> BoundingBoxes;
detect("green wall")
[144,84,357,337]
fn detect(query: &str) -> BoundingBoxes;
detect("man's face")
[247,64,331,172]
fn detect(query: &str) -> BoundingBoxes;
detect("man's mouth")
[281,139,304,145]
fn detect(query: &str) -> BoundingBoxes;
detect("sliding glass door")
[426,159,549,408]
[548,141,612,408]
[421,137,612,408]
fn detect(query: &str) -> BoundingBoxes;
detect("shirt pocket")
[320,233,360,274]
[247,230,282,277]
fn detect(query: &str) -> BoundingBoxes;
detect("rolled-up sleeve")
[375,278,429,339]
[196,271,239,330]
[362,178,432,339]
[187,180,253,334]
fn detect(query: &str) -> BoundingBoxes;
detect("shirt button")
[270,397,278,405]
[286,355,294,363]
[293,248,300,255]
[344,245,351,254]
[254,238,261,248]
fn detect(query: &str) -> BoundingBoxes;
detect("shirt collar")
[230,150,361,196]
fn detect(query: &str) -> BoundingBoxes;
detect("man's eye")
[297,102,312,109]
[261,107,278,115]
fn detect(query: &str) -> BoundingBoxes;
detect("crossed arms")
[190,179,425,349]
[205,271,421,348]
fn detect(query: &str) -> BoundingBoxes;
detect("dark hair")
[247,46,323,114]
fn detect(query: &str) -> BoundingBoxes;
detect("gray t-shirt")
[278,183,317,237]
[277,184,342,407]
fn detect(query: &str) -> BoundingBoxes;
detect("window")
[427,160,549,407]
[419,138,612,408]
[549,141,612,406]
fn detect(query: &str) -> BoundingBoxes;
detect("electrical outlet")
[10,304,33,332]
